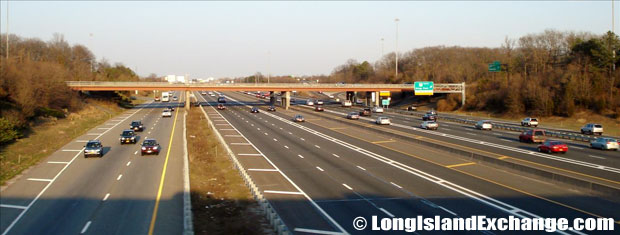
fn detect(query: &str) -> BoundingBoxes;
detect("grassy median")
[0,99,126,186]
[186,107,269,235]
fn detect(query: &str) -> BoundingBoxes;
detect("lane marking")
[371,140,396,144]
[300,138,305,141]
[47,161,69,164]
[440,206,458,216]
[499,156,510,160]
[445,162,476,168]
[588,155,605,159]
[332,154,340,158]
[219,129,236,131]
[379,208,395,218]
[237,153,262,156]
[127,161,131,166]
[103,193,110,201]
[80,221,92,234]
[284,145,289,149]
[134,151,138,155]
[298,154,304,158]
[293,228,343,235]
[288,132,293,135]
[0,204,27,210]
[230,143,251,145]
[62,149,82,152]
[357,166,366,171]
[329,127,347,130]
[248,169,279,172]
[314,145,321,148]
[316,166,325,172]
[76,140,89,143]
[117,174,122,180]
[342,184,353,190]
[390,182,403,189]
[273,138,278,142]
[263,190,304,195]
[224,135,242,137]
[26,178,53,182]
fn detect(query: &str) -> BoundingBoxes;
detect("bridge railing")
[65,81,418,89]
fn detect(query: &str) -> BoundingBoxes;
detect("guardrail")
[199,106,290,235]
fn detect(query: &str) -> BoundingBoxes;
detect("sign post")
[414,81,434,95]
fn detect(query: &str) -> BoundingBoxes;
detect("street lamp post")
[395,18,399,79]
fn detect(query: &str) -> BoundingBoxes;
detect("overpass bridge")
[66,81,466,109]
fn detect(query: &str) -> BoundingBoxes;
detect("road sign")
[488,61,501,72]
[414,81,434,95]
[381,99,390,106]
[379,91,391,97]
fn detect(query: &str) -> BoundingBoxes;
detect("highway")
[198,91,619,234]
[0,92,187,235]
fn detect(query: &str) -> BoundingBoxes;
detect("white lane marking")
[342,184,353,190]
[225,135,242,137]
[390,182,403,189]
[263,190,304,195]
[357,166,366,171]
[215,124,229,126]
[62,149,82,152]
[288,132,293,135]
[298,154,304,159]
[284,145,289,149]
[300,138,305,141]
[315,145,321,149]
[588,155,605,159]
[257,128,261,130]
[117,174,122,181]
[316,166,325,172]
[103,193,110,201]
[501,139,511,142]
[105,123,116,125]
[248,169,280,172]
[279,127,283,130]
[27,178,53,182]
[440,206,458,216]
[80,221,92,234]
[230,143,251,145]
[273,138,278,142]
[251,124,254,126]
[76,140,89,143]
[332,154,340,158]
[0,204,27,210]
[466,133,477,136]
[379,208,395,218]
[127,161,131,166]
[134,150,139,155]
[264,133,269,136]
[573,146,584,150]
[237,153,262,156]
[293,228,343,235]
[219,129,236,131]
[47,161,69,164]
[148,131,151,134]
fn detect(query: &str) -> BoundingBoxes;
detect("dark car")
[120,130,137,144]
[84,140,103,158]
[193,101,201,107]
[315,105,324,112]
[167,106,175,112]
[217,104,226,110]
[251,107,260,113]
[267,106,276,112]
[422,113,437,121]
[218,97,226,103]
[293,114,305,122]
[130,120,144,132]
[537,140,568,154]
[519,129,546,143]
[360,108,372,116]
[141,139,161,156]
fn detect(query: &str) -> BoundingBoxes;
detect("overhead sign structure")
[414,81,434,96]
[379,91,391,97]
[488,61,501,72]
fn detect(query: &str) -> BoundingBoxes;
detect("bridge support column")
[185,90,190,109]
[375,91,380,106]
[284,91,290,110]
[366,92,372,106]
[269,91,276,105]
[461,82,466,107]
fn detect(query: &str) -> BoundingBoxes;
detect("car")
[162,109,172,117]
[342,100,352,107]
[194,101,201,107]
[84,140,103,158]
[427,110,437,115]
[422,113,437,121]
[360,108,372,116]
[217,104,226,110]
[201,91,207,95]
[355,99,364,105]
[521,117,539,127]
[372,106,384,113]
[581,123,603,135]
[251,107,260,113]
[167,106,175,111]
[420,121,439,130]
[474,120,492,130]
[130,120,144,132]
[537,140,568,154]
[347,112,360,120]
[590,138,619,150]
[306,100,315,106]
[293,114,305,122]
[328,95,335,98]
[154,96,160,102]
[173,96,178,101]
[209,92,215,97]
[316,100,324,105]
[407,106,417,111]
[119,130,137,144]
[218,97,226,103]
[376,116,391,125]
[315,105,324,112]
[141,139,161,156]
[267,106,276,112]
[519,129,546,143]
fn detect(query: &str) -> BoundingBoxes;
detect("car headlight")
[131,137,135,139]
[153,146,158,149]
[141,147,146,150]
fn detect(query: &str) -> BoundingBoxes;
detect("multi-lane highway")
[0,92,188,235]
[197,91,619,234]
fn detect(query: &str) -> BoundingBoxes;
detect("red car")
[217,104,226,110]
[537,140,568,154]
[154,96,160,102]
[519,129,546,143]
[141,139,160,156]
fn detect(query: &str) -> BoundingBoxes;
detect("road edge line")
[182,110,194,235]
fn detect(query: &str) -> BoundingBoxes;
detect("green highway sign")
[488,61,501,72]
[382,99,390,106]
[414,81,434,95]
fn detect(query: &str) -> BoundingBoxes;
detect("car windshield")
[531,118,538,121]
[143,140,157,145]
[122,131,133,136]
[534,131,544,135]
[594,124,602,128]
[86,142,100,148]
[549,141,563,146]
[131,121,140,126]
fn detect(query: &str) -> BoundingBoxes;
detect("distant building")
[165,75,187,84]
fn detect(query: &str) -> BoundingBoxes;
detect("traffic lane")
[200,93,342,232]
[0,102,158,234]
[234,97,620,226]
[300,105,620,183]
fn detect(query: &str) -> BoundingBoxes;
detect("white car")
[162,109,172,118]
[420,121,439,130]
[342,100,352,107]
[521,117,539,127]
[376,116,391,125]
[590,138,619,150]
[372,107,384,113]
[581,123,603,135]
[328,95,335,98]
[201,91,207,95]
[316,100,324,105]
[475,120,492,130]
[306,100,315,106]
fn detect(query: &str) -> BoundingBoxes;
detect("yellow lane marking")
[371,140,397,144]
[148,97,180,235]
[446,162,476,168]
[329,127,347,130]
[499,156,510,160]
[306,120,614,222]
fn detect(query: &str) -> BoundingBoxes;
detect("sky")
[0,1,616,78]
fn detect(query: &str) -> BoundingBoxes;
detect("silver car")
[346,112,360,120]
[475,120,492,130]
[590,138,619,150]
[581,123,603,135]
[375,116,391,125]
[420,121,439,130]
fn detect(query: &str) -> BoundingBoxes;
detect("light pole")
[395,18,399,79]
[268,51,271,84]
[6,0,9,59]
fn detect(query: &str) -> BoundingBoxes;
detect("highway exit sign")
[488,61,501,72]
[414,81,434,95]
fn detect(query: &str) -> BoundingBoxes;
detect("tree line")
[0,33,140,145]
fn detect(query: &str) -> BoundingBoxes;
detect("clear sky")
[0,1,615,78]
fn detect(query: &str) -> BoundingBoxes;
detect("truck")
[162,92,170,102]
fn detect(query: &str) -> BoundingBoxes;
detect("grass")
[0,99,128,186]
[186,107,269,235]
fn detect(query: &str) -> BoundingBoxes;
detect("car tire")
[537,147,542,153]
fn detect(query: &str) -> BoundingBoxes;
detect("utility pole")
[395,18,399,79]
[6,0,9,59]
